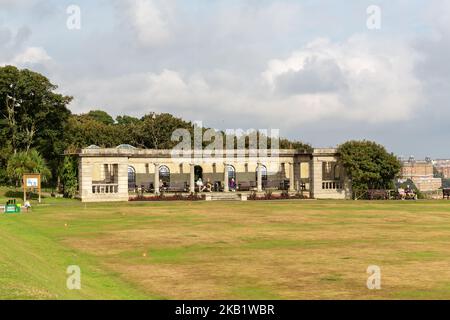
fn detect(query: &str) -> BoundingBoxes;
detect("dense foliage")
[59,156,78,198]
[63,112,194,152]
[6,150,51,186]
[0,66,71,186]
[338,140,402,197]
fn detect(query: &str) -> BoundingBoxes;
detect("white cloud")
[67,34,424,128]
[11,47,51,66]
[427,0,450,36]
[263,35,424,123]
[121,0,173,47]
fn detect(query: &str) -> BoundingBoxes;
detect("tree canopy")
[86,110,115,125]
[6,149,51,185]
[0,65,72,154]
[0,65,72,185]
[338,140,401,196]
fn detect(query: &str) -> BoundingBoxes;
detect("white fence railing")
[92,184,119,194]
[322,180,342,190]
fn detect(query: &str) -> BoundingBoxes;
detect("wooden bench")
[167,182,188,192]
[238,181,256,191]
[367,189,389,200]
[265,180,283,190]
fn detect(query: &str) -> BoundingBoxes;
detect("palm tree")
[7,149,51,186]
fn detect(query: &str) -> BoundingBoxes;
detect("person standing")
[229,178,237,192]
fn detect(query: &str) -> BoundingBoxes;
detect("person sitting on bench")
[205,178,213,192]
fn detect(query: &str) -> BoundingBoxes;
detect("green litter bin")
[4,200,21,214]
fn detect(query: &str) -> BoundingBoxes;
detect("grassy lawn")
[1,187,450,299]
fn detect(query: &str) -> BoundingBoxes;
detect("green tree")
[6,149,51,186]
[116,115,140,125]
[139,113,193,149]
[87,110,115,125]
[279,138,312,152]
[63,114,123,151]
[0,141,12,185]
[60,156,78,198]
[338,140,401,197]
[0,66,72,153]
[0,65,72,187]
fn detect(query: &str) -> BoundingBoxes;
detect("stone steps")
[204,193,246,201]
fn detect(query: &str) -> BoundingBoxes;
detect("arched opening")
[194,165,203,182]
[159,165,170,187]
[333,163,341,180]
[128,166,136,190]
[227,165,236,191]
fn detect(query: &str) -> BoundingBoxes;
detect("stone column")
[289,162,295,192]
[79,157,92,202]
[190,163,195,193]
[154,163,160,195]
[257,163,263,192]
[223,164,229,192]
[117,160,129,201]
[298,161,302,190]
[310,156,322,199]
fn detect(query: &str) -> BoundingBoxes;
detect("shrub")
[60,156,78,198]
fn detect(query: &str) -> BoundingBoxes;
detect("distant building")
[433,159,450,179]
[400,158,442,192]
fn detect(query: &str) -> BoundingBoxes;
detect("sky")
[1,0,449,158]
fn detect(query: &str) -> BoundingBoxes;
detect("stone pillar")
[117,161,129,200]
[289,162,295,192]
[301,161,310,191]
[223,164,229,192]
[298,161,302,191]
[154,163,160,195]
[298,162,302,181]
[310,156,322,199]
[190,163,195,193]
[79,157,92,202]
[257,163,263,192]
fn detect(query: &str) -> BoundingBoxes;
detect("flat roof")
[67,147,337,158]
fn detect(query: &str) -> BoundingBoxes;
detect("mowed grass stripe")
[0,214,156,299]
